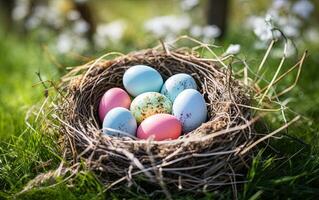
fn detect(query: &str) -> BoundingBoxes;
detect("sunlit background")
[1,0,319,199]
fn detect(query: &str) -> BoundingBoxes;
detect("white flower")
[180,0,199,11]
[292,0,314,19]
[254,41,269,50]
[189,25,202,37]
[189,25,220,41]
[272,39,296,58]
[224,44,241,55]
[282,24,299,37]
[248,16,273,41]
[247,15,281,41]
[56,33,73,53]
[12,0,29,21]
[144,15,191,38]
[277,15,301,37]
[98,20,126,41]
[202,25,221,39]
[94,20,127,48]
[73,20,90,34]
[272,0,290,9]
[56,32,88,53]
[67,10,81,21]
[305,28,319,43]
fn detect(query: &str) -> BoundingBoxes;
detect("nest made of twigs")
[53,44,262,197]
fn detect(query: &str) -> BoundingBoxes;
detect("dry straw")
[25,36,306,198]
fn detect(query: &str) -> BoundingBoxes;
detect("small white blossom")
[282,24,299,38]
[247,15,281,41]
[202,25,221,39]
[97,20,126,41]
[12,0,29,21]
[56,33,73,53]
[56,32,88,54]
[144,15,191,38]
[254,41,269,50]
[224,44,241,55]
[73,20,90,34]
[272,0,290,9]
[189,25,202,37]
[94,20,127,49]
[180,0,199,11]
[67,10,81,21]
[305,28,319,43]
[272,39,296,58]
[292,0,314,19]
[247,16,272,41]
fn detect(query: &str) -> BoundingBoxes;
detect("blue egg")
[173,89,207,133]
[123,65,163,97]
[161,73,197,102]
[102,107,137,137]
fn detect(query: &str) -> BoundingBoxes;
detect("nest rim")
[53,46,259,194]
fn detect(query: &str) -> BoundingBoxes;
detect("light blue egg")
[173,89,207,133]
[102,107,137,137]
[161,73,197,102]
[123,65,163,97]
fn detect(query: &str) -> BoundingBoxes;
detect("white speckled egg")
[161,73,197,102]
[102,107,137,137]
[123,65,163,97]
[130,92,172,123]
[173,89,207,133]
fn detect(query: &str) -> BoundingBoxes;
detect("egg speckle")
[161,73,197,102]
[102,107,137,137]
[130,92,172,123]
[173,89,207,132]
[123,65,163,97]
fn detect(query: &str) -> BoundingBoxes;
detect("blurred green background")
[0,0,319,199]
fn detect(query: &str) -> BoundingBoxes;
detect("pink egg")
[137,114,182,141]
[99,88,131,122]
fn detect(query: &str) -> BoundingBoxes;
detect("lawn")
[1,0,319,199]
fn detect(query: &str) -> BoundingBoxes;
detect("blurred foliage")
[0,0,319,199]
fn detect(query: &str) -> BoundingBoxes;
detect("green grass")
[1,1,319,199]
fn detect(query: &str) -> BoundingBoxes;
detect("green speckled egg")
[130,92,172,123]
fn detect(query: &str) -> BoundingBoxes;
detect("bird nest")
[46,38,304,197]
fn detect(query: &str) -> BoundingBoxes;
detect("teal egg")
[173,89,207,133]
[123,65,163,97]
[161,73,197,102]
[102,107,137,137]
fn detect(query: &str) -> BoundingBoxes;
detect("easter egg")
[123,65,163,97]
[161,73,197,102]
[130,92,172,123]
[137,114,182,141]
[173,89,207,133]
[98,87,131,122]
[102,107,137,137]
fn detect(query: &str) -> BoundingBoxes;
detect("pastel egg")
[161,73,197,102]
[98,87,131,122]
[102,107,137,137]
[130,92,172,123]
[123,65,163,97]
[173,89,207,133]
[137,114,182,141]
